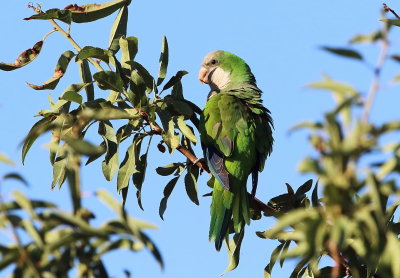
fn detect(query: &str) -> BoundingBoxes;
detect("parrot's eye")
[210,59,217,65]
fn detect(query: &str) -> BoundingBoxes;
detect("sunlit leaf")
[0,41,43,71]
[0,153,15,166]
[223,231,245,274]
[93,70,124,92]
[176,116,197,143]
[78,60,95,101]
[99,121,119,181]
[76,46,112,63]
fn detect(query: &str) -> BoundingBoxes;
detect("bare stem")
[49,19,104,72]
[362,19,389,121]
[383,3,400,19]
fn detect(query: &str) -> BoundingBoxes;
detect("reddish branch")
[383,3,400,19]
[139,110,276,214]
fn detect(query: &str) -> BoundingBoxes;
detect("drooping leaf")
[24,9,72,24]
[96,189,121,214]
[108,6,128,53]
[380,19,400,27]
[117,135,143,192]
[78,60,95,101]
[132,152,148,210]
[159,176,180,220]
[157,36,169,86]
[27,50,75,90]
[321,46,363,60]
[67,0,131,23]
[125,61,154,93]
[264,242,285,277]
[93,71,124,92]
[59,83,91,104]
[223,231,245,274]
[0,41,43,71]
[52,155,68,189]
[22,117,53,164]
[99,121,119,181]
[184,166,199,205]
[64,137,105,156]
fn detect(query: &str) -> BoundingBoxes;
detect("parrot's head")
[198,50,256,91]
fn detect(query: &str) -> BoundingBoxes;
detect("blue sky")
[1,1,400,277]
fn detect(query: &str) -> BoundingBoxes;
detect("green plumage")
[198,50,273,250]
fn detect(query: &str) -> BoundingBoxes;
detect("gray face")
[199,51,231,91]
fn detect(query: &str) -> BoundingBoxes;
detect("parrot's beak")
[198,67,208,84]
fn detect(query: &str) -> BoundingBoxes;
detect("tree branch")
[383,3,400,19]
[139,110,277,214]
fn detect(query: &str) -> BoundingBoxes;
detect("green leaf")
[176,116,197,143]
[24,0,131,24]
[279,241,291,267]
[155,163,182,176]
[60,91,83,104]
[161,70,188,92]
[132,153,148,210]
[295,179,313,197]
[96,189,121,214]
[0,41,43,71]
[0,153,15,166]
[311,181,319,207]
[264,242,285,277]
[108,6,128,53]
[93,71,124,92]
[27,50,75,90]
[117,135,143,192]
[24,9,72,24]
[3,173,29,187]
[380,19,400,27]
[64,137,105,156]
[125,61,154,93]
[22,117,53,164]
[52,155,68,189]
[184,166,199,205]
[307,77,358,96]
[159,176,180,220]
[223,231,245,274]
[321,46,363,60]
[99,121,119,181]
[76,46,112,63]
[120,37,138,66]
[78,60,95,101]
[13,191,35,217]
[349,31,382,44]
[162,119,180,153]
[157,36,169,86]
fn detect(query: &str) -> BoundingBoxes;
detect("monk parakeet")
[198,50,273,251]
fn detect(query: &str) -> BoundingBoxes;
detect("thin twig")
[383,3,400,19]
[139,110,276,214]
[362,15,389,121]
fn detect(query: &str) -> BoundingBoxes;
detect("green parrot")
[198,50,273,251]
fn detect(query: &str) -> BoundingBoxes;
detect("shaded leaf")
[156,163,182,176]
[223,231,245,274]
[176,116,197,143]
[78,60,95,101]
[161,70,188,92]
[159,176,180,220]
[52,155,68,189]
[0,41,43,71]
[3,173,29,187]
[321,46,363,60]
[76,46,112,63]
[93,71,124,92]
[120,37,138,66]
[22,117,53,164]
[132,152,148,210]
[99,121,119,181]
[126,61,154,93]
[184,167,199,205]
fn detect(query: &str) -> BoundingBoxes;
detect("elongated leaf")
[157,36,169,86]
[0,41,43,71]
[132,153,148,210]
[52,155,68,189]
[22,117,53,164]
[24,9,72,24]
[78,60,94,101]
[350,31,382,44]
[307,77,357,96]
[184,167,199,205]
[13,191,34,217]
[321,46,363,60]
[176,116,197,143]
[3,173,29,187]
[156,163,182,176]
[94,71,124,92]
[159,176,180,220]
[117,135,143,192]
[0,153,15,166]
[108,6,128,53]
[380,19,400,27]
[60,83,91,104]
[99,121,119,181]
[223,231,245,274]
[96,189,121,214]
[264,242,285,277]
[27,50,75,90]
[76,46,112,63]
[295,179,313,197]
[67,0,131,23]
[64,137,105,156]
[120,37,138,66]
[125,61,154,92]
[161,70,188,92]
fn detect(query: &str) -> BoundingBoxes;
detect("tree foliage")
[1,1,400,278]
